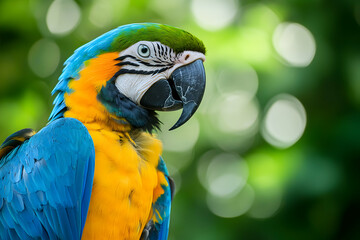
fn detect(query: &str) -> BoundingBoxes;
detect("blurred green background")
[1,0,360,239]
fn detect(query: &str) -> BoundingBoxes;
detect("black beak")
[140,59,206,130]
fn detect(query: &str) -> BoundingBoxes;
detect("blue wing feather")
[145,157,173,240]
[156,177,172,240]
[0,118,95,239]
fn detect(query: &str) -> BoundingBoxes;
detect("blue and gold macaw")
[0,23,206,240]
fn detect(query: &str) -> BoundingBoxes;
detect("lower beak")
[140,59,206,130]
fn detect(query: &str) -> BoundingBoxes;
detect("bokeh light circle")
[273,22,316,67]
[157,112,200,152]
[197,151,249,198]
[216,63,258,98]
[28,39,60,78]
[261,94,307,148]
[46,0,81,35]
[212,92,259,135]
[207,184,254,218]
[191,0,238,31]
[89,0,113,28]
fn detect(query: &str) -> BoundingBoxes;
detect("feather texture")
[0,118,95,239]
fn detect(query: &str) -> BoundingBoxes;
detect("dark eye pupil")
[141,47,148,53]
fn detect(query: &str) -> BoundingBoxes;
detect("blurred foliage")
[1,0,360,239]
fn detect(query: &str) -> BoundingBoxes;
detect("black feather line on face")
[112,67,170,77]
[116,55,173,67]
[97,80,161,133]
[116,61,140,67]
[160,45,165,57]
[156,43,161,58]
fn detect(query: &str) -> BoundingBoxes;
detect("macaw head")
[50,23,206,132]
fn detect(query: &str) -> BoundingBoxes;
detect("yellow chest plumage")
[81,126,163,240]
[62,53,167,239]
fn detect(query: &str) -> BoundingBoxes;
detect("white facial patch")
[115,71,167,104]
[114,41,206,104]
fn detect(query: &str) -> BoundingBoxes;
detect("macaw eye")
[137,44,151,58]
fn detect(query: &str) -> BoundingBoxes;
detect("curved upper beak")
[140,59,206,130]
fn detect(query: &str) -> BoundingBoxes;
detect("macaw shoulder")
[44,117,94,147]
[0,116,95,190]
[25,117,95,168]
[0,118,95,239]
[0,118,94,165]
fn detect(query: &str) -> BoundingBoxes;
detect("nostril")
[184,54,190,61]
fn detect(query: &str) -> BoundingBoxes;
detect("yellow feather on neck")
[64,52,130,132]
